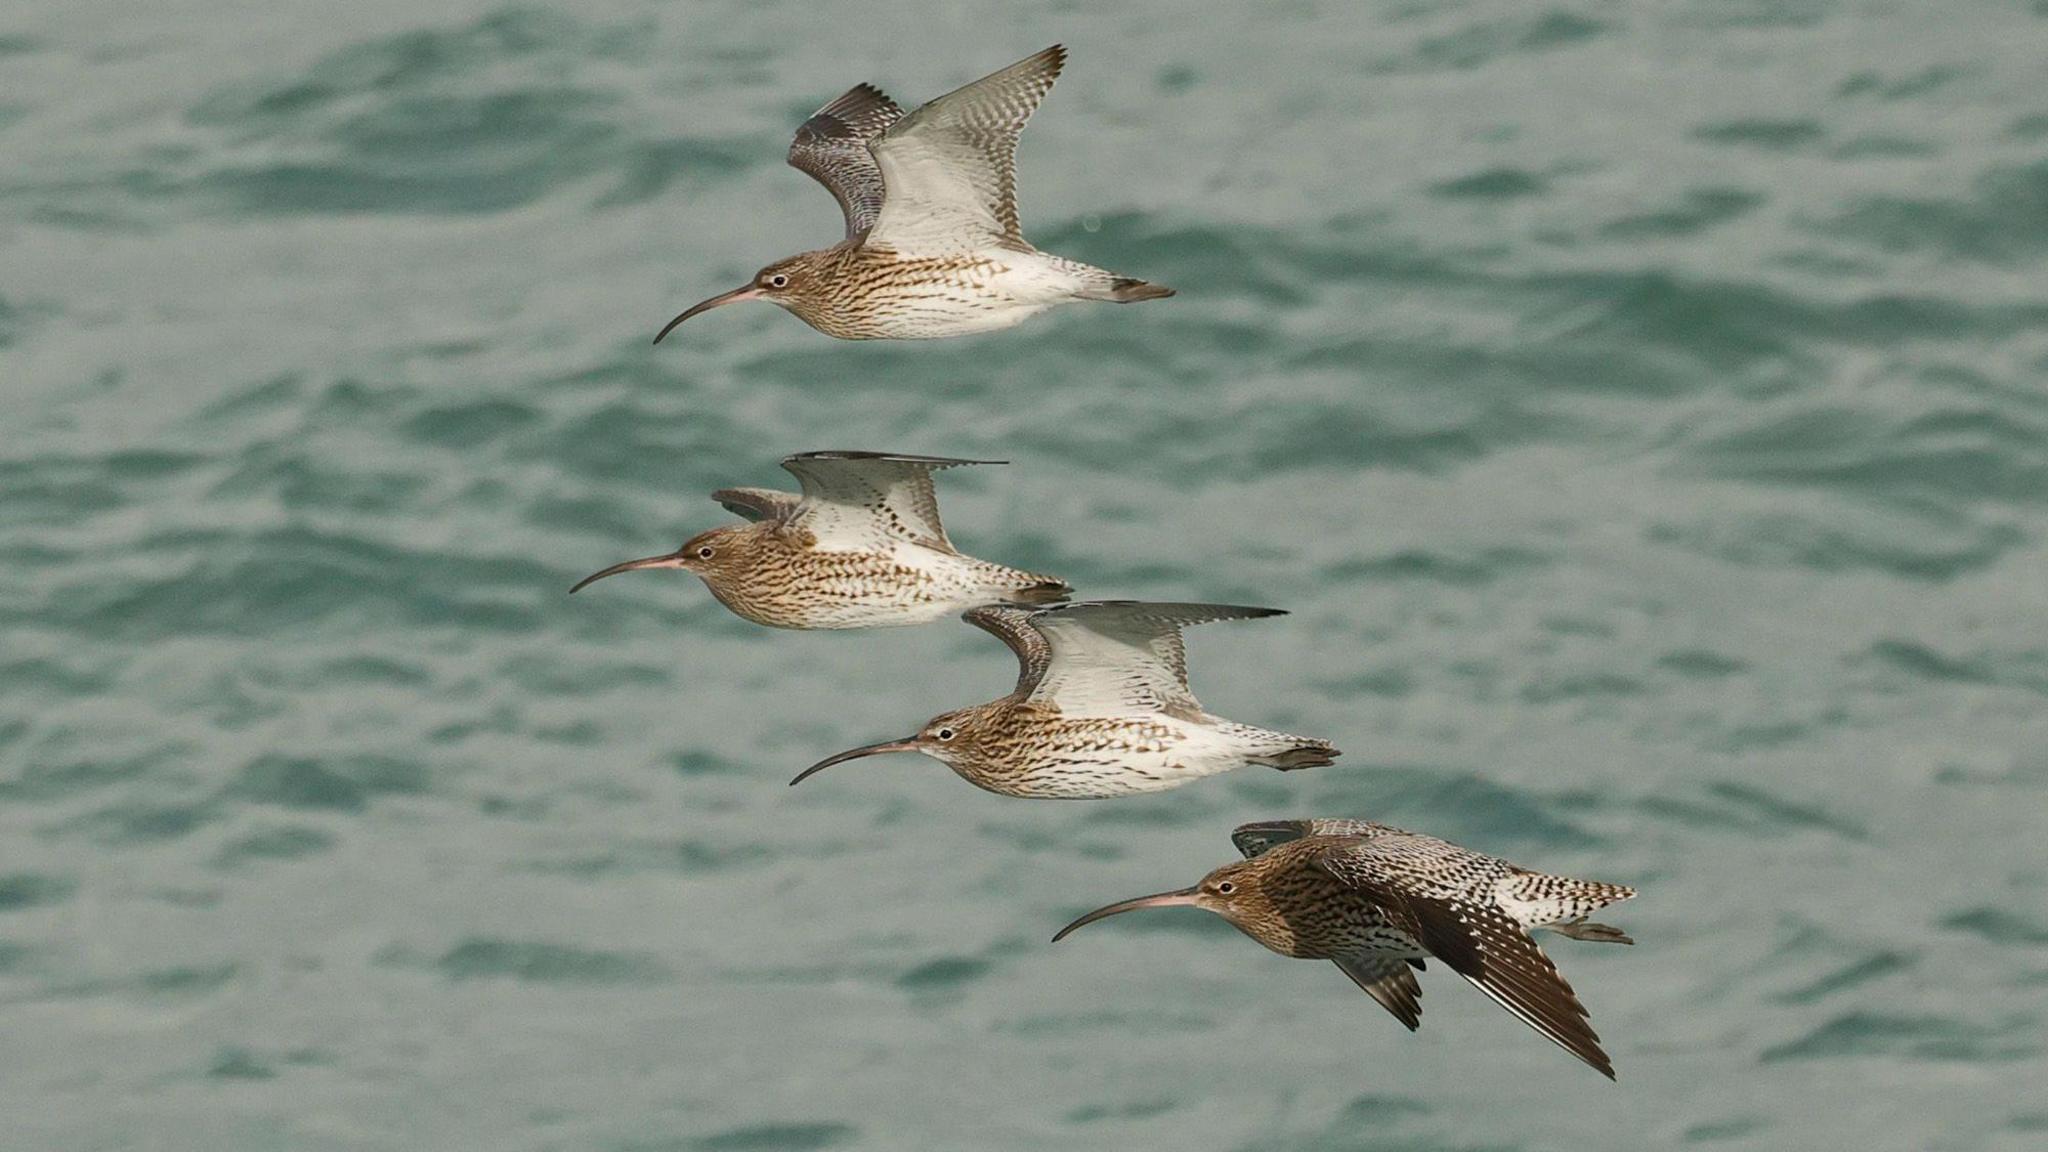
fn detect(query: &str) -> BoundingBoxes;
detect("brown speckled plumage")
[792,602,1339,798]
[1056,819,1636,1079]
[571,452,1065,629]
[654,46,1171,343]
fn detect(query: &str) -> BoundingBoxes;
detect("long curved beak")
[569,551,687,594]
[789,738,921,786]
[1052,886,1202,942]
[653,285,762,344]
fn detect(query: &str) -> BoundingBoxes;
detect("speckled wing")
[1310,835,1616,1079]
[1231,822,1425,1030]
[779,451,998,553]
[1022,601,1283,718]
[710,486,801,523]
[963,605,1052,700]
[788,82,903,241]
[1333,955,1426,1032]
[1231,819,1403,860]
[863,45,1064,253]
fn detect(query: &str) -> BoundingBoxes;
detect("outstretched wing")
[963,605,1053,699]
[779,451,998,553]
[1022,601,1283,718]
[711,486,802,523]
[863,45,1064,253]
[1311,836,1616,1079]
[788,82,904,240]
[1231,819,1403,860]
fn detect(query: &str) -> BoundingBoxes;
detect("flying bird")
[792,602,1338,797]
[655,45,1172,342]
[570,452,1067,628]
[1055,819,1636,1078]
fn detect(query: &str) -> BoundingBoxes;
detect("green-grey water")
[4,2,2047,1149]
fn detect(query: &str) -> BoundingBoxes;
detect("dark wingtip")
[787,451,1006,466]
[1106,278,1175,303]
[1260,745,1339,771]
[802,82,901,138]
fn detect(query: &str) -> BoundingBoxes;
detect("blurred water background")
[4,1,2047,1148]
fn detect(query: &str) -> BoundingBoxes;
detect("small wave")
[33,525,557,641]
[1647,504,2023,581]
[224,752,429,812]
[1312,765,1603,849]
[1674,391,2048,514]
[1762,1010,2038,1064]
[1835,64,1975,102]
[679,1123,858,1152]
[1640,780,1865,841]
[1820,160,2048,265]
[1691,119,1826,152]
[0,449,206,528]
[1065,1097,1177,1123]
[894,954,992,992]
[1598,189,1763,240]
[1683,1117,1768,1144]
[1771,951,1914,1006]
[0,871,75,911]
[1857,639,2048,696]
[210,824,335,869]
[430,937,672,984]
[1941,907,2048,946]
[1379,10,1609,74]
[1429,168,1549,200]
[173,10,662,218]
[55,801,217,845]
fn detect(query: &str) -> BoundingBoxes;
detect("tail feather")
[1250,740,1339,771]
[1500,870,1636,932]
[1075,275,1175,303]
[1551,918,1634,945]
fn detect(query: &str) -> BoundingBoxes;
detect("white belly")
[1018,720,1257,798]
[869,252,1088,338]
[797,545,1038,627]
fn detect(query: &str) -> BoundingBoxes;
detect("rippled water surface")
[5,1,2047,1149]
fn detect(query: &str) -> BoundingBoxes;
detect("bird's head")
[653,255,819,343]
[1051,860,1267,942]
[789,707,988,787]
[747,256,813,301]
[569,525,750,594]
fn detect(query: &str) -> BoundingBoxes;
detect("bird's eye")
[1215,881,1237,896]
[696,546,714,560]
[766,273,789,289]
[935,727,956,741]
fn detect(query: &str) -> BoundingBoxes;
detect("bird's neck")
[1222,890,1313,958]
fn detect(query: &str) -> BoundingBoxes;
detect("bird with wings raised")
[791,601,1338,797]
[569,452,1067,629]
[1054,819,1637,1079]
[654,45,1172,343]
